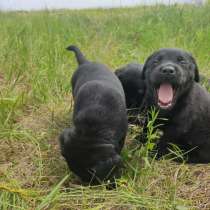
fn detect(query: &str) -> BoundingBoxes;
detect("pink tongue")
[158,83,173,104]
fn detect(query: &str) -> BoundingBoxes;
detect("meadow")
[0,4,210,210]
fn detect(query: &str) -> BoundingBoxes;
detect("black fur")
[115,63,145,109]
[115,63,145,124]
[142,48,210,163]
[59,45,128,184]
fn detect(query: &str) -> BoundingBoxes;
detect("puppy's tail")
[66,45,88,65]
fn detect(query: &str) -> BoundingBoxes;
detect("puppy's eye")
[177,56,187,65]
[153,60,159,66]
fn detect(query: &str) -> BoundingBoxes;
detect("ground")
[0,4,210,210]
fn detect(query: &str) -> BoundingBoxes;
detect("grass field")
[0,4,210,210]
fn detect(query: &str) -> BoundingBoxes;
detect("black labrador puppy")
[59,46,128,184]
[115,63,209,117]
[142,48,210,163]
[115,63,145,109]
[115,63,145,124]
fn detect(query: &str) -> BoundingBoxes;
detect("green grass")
[0,4,210,210]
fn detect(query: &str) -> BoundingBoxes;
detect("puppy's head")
[142,48,199,111]
[59,130,123,185]
[88,152,123,185]
[115,63,145,108]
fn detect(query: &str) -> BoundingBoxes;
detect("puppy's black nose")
[160,66,175,75]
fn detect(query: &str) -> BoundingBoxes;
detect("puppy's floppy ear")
[142,54,154,80]
[90,154,123,183]
[189,54,200,82]
[59,128,75,157]
[142,51,159,80]
[142,63,147,80]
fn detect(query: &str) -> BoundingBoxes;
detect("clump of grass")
[0,183,39,210]
[142,108,161,159]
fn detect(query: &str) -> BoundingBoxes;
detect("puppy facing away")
[59,45,128,184]
[115,63,145,123]
[142,48,210,163]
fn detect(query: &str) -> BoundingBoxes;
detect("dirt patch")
[0,136,68,189]
[178,164,210,209]
[0,97,74,189]
[18,96,73,133]
[0,72,4,82]
[0,139,38,186]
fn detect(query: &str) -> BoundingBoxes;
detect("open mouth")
[157,83,175,109]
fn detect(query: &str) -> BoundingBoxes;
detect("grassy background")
[0,4,210,210]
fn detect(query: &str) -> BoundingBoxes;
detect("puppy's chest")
[159,114,193,142]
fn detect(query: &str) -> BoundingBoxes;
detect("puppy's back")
[73,62,125,99]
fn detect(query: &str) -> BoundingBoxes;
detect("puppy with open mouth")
[142,48,210,163]
[59,46,128,184]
